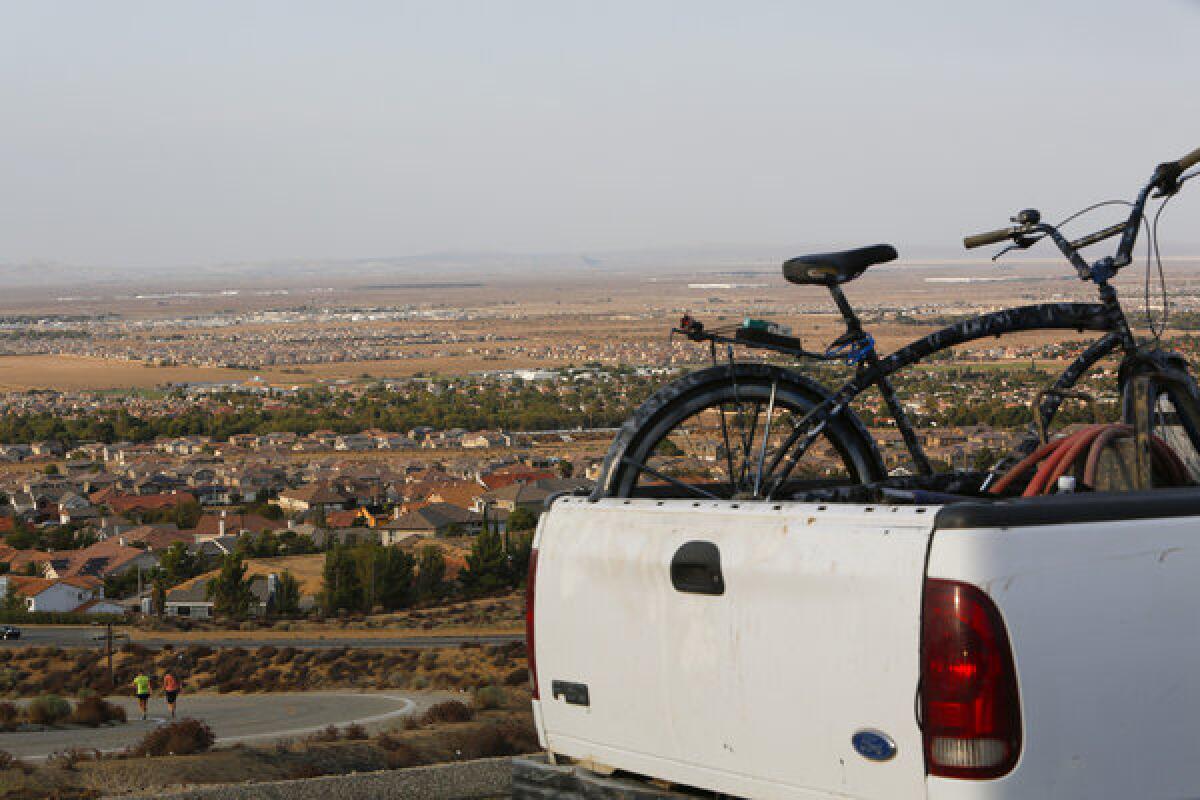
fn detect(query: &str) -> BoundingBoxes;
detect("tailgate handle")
[671,541,725,595]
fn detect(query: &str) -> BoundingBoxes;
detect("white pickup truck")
[516,488,1200,799]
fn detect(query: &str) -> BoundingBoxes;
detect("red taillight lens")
[921,579,1021,779]
[525,547,539,700]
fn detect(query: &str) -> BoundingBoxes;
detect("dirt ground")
[0,640,528,699]
[131,593,526,640]
[0,356,255,392]
[0,702,535,799]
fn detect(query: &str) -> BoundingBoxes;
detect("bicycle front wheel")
[596,363,885,500]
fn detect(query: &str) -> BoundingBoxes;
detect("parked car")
[519,489,1200,799]
[1,626,21,640]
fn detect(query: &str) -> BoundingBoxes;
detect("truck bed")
[526,489,1200,800]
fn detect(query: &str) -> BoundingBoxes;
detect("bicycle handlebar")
[1179,146,1200,172]
[964,148,1198,281]
[963,227,1017,249]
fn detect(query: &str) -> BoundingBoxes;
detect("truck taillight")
[921,579,1021,780]
[525,547,539,700]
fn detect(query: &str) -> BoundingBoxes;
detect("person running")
[133,672,151,720]
[162,671,180,719]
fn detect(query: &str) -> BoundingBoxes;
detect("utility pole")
[106,622,114,691]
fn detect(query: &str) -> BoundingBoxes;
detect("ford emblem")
[852,729,897,762]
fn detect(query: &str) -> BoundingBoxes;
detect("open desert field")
[2,257,1198,392]
[0,355,254,391]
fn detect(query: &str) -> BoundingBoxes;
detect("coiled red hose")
[989,423,1189,497]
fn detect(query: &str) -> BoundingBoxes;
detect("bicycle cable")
[1141,166,1200,342]
[1146,192,1174,342]
[1054,199,1135,229]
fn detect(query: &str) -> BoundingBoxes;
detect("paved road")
[0,690,451,759]
[0,627,523,650]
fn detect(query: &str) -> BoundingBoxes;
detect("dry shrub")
[309,724,340,742]
[46,747,98,770]
[286,763,325,780]
[185,645,214,661]
[383,741,420,768]
[119,643,150,659]
[0,702,19,731]
[26,695,71,726]
[71,696,125,727]
[503,668,528,687]
[0,750,19,771]
[472,686,505,711]
[342,722,368,740]
[452,717,538,759]
[420,700,474,725]
[133,718,215,757]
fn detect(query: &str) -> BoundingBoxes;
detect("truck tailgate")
[532,497,937,800]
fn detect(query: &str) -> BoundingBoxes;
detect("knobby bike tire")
[593,363,885,500]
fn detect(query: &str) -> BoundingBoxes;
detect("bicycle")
[593,146,1200,502]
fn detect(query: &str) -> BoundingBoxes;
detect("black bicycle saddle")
[783,244,898,286]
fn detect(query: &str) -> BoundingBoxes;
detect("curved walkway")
[0,690,449,759]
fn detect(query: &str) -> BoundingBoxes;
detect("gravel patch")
[131,756,513,800]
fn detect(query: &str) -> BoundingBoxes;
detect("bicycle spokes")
[628,385,850,499]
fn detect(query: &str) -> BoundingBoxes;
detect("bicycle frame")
[754,300,1133,498]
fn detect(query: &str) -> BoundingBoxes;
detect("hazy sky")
[2,1,1199,268]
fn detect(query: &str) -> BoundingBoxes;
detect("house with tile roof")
[164,573,275,619]
[425,480,488,510]
[478,467,557,491]
[0,575,111,613]
[275,483,349,514]
[42,540,157,581]
[478,477,593,513]
[192,512,281,539]
[103,491,197,515]
[380,502,483,545]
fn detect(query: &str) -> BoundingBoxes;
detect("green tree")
[375,547,416,611]
[320,543,362,614]
[507,533,533,588]
[173,501,202,530]
[354,543,416,612]
[655,438,683,457]
[461,527,509,594]
[43,463,60,476]
[206,555,255,619]
[275,570,301,616]
[160,542,199,585]
[506,506,539,532]
[151,575,167,617]
[6,524,37,551]
[309,505,328,529]
[3,583,21,612]
[415,545,447,601]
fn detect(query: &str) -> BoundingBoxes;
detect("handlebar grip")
[1179,146,1200,171]
[963,227,1014,249]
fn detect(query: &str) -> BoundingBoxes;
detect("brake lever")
[991,234,1042,262]
[1151,161,1184,198]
